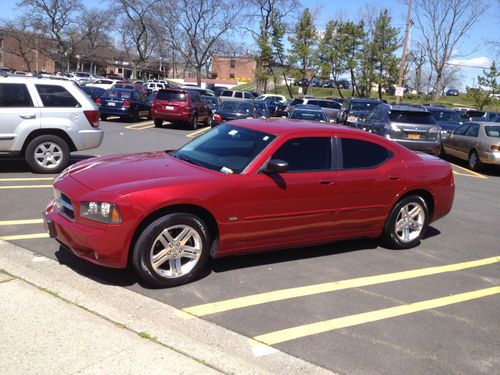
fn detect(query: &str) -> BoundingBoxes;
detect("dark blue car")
[97,88,150,122]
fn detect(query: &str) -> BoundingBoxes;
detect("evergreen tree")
[472,61,499,109]
[319,20,347,98]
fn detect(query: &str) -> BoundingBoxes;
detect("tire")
[132,213,210,287]
[190,114,198,130]
[154,118,163,127]
[25,135,70,174]
[468,150,482,171]
[129,110,139,122]
[382,195,429,249]
[100,114,108,121]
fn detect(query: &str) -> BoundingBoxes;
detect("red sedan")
[44,120,455,287]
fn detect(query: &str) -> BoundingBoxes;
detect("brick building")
[211,56,256,81]
[0,32,55,73]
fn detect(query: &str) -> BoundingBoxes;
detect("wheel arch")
[397,189,434,219]
[128,203,219,266]
[22,129,77,153]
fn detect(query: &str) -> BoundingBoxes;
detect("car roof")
[294,104,322,110]
[425,106,456,112]
[347,98,383,103]
[382,104,428,112]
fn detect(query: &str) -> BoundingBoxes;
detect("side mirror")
[264,159,288,174]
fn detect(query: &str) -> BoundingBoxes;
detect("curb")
[0,240,333,375]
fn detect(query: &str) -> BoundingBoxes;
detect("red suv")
[151,88,210,129]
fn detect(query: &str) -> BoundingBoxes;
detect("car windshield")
[350,102,379,111]
[203,96,217,104]
[388,110,436,124]
[103,89,132,99]
[221,101,254,113]
[173,124,276,174]
[428,110,462,124]
[289,110,326,121]
[485,126,500,137]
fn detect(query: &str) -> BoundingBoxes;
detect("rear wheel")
[468,150,482,171]
[25,135,70,174]
[382,195,429,249]
[154,118,163,127]
[190,114,198,130]
[129,110,139,122]
[132,213,210,287]
[100,114,108,121]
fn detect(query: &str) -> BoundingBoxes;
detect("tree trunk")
[433,69,444,101]
[350,69,356,97]
[196,67,202,87]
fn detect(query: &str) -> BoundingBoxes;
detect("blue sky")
[3,0,498,89]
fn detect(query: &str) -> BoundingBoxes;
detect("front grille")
[54,189,75,220]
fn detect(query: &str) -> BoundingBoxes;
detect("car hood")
[61,152,215,192]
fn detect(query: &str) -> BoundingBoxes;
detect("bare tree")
[1,17,38,72]
[113,0,160,79]
[414,0,487,100]
[160,0,241,86]
[17,0,86,72]
[408,42,427,94]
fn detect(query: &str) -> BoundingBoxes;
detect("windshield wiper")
[174,153,202,167]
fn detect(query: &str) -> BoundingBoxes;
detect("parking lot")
[1,119,499,374]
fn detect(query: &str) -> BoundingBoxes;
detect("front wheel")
[382,195,429,249]
[154,118,163,127]
[25,135,70,174]
[132,213,210,287]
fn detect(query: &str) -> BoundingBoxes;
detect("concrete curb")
[0,240,333,375]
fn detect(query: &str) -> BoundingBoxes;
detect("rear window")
[290,110,326,121]
[0,83,33,107]
[156,91,187,101]
[103,89,132,99]
[388,110,436,125]
[350,101,380,111]
[485,126,500,137]
[428,109,462,124]
[35,85,80,107]
[220,101,254,112]
[290,99,304,106]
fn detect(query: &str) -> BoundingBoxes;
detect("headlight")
[80,201,122,224]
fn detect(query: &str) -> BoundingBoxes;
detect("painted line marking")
[0,233,49,240]
[186,127,210,138]
[450,163,487,179]
[0,219,44,226]
[0,177,53,182]
[253,286,500,345]
[182,256,500,316]
[125,121,154,130]
[0,185,52,189]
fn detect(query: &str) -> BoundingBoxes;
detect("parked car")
[288,105,328,122]
[338,98,384,126]
[146,91,158,107]
[425,106,463,139]
[81,86,106,102]
[96,88,150,122]
[181,86,215,97]
[85,79,119,90]
[246,90,261,98]
[219,90,255,101]
[336,80,351,89]
[256,94,286,103]
[0,76,103,173]
[211,99,257,126]
[302,98,341,122]
[360,104,442,156]
[295,78,309,87]
[274,99,292,117]
[442,122,500,170]
[151,88,210,129]
[460,110,498,122]
[43,120,455,287]
[114,81,147,95]
[253,101,271,118]
[446,88,459,96]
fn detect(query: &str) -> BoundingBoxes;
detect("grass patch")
[232,82,256,90]
[40,287,59,298]
[138,331,159,342]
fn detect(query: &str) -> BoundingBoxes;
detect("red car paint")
[44,119,454,269]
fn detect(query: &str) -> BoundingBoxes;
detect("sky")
[3,0,498,90]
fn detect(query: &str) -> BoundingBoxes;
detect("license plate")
[107,102,115,106]
[408,133,420,139]
[166,105,174,110]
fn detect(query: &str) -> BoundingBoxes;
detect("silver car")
[442,122,500,170]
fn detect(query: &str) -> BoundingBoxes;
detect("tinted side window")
[221,91,232,97]
[454,124,470,135]
[0,83,33,107]
[35,85,80,107]
[341,138,392,169]
[235,92,243,98]
[244,92,253,99]
[272,137,332,172]
[466,124,479,137]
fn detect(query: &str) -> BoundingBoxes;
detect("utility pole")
[396,0,412,105]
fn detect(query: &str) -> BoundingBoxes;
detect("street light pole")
[396,0,412,105]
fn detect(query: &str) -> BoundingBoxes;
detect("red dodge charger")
[44,119,455,287]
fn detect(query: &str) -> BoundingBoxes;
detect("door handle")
[320,180,335,185]
[19,114,36,119]
[389,176,401,181]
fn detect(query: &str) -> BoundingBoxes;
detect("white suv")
[0,76,104,173]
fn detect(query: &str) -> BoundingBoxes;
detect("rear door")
[0,82,40,151]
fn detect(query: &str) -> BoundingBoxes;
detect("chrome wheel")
[149,224,202,278]
[34,142,64,170]
[394,202,425,243]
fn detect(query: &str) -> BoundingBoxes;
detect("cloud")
[448,56,491,68]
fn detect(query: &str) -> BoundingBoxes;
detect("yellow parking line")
[186,127,210,138]
[125,121,154,130]
[0,219,44,226]
[0,177,53,181]
[0,233,49,240]
[0,185,52,189]
[253,286,500,345]
[183,256,500,316]
[450,163,487,179]
[134,124,155,130]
